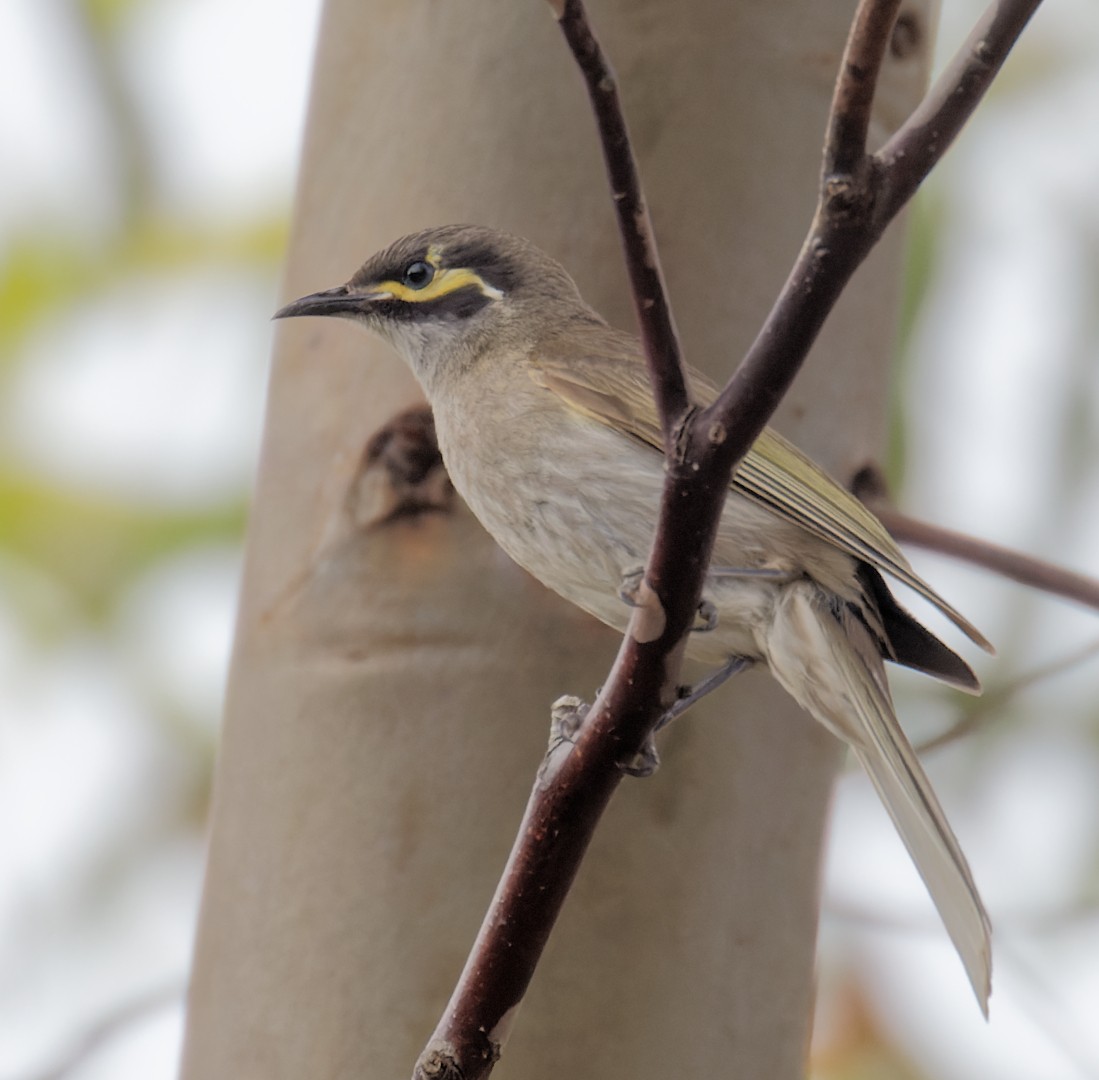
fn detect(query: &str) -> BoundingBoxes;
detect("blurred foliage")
[0,2,281,1065]
[0,218,286,360]
[0,0,282,637]
[0,467,245,629]
[884,194,945,492]
[0,5,286,1073]
[82,0,149,33]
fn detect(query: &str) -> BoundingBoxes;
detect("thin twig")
[878,0,1045,221]
[854,465,1099,612]
[557,0,691,441]
[875,505,1099,613]
[825,0,902,176]
[697,0,1043,480]
[916,635,1099,754]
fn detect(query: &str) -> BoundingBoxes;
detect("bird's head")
[275,224,590,390]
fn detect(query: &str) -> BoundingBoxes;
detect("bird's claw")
[692,599,718,633]
[618,565,645,607]
[549,694,588,748]
[618,736,660,778]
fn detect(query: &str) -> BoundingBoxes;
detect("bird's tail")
[765,580,992,1014]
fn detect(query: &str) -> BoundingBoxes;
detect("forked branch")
[878,505,1099,613]
[700,0,1043,474]
[413,2,1044,1077]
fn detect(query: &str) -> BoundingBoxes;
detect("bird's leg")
[624,658,753,775]
[622,565,793,601]
[615,566,751,773]
[658,655,754,731]
[708,565,797,582]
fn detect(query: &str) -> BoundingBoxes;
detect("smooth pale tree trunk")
[180,1,935,1077]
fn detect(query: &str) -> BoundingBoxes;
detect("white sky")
[0,2,320,1077]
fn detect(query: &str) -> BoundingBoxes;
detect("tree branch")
[556,0,691,442]
[825,0,902,176]
[874,504,1099,613]
[916,635,1099,755]
[700,0,1040,478]
[878,0,1044,221]
[413,1,1045,1076]
[853,465,1099,611]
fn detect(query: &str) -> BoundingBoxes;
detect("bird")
[275,223,994,1011]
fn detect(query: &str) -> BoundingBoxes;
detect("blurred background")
[1,1,1097,1077]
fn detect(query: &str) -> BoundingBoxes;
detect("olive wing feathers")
[528,329,991,654]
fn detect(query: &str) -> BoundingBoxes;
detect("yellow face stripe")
[373,247,503,304]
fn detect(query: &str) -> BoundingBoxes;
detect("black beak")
[274,284,372,321]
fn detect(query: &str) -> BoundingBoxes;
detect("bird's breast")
[430,378,861,667]
[436,394,658,600]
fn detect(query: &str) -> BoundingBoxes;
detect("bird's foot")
[540,695,589,781]
[617,565,645,607]
[548,693,660,777]
[619,735,660,778]
[692,599,718,633]
[549,694,588,747]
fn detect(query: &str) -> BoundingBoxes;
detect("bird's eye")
[403,261,435,289]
